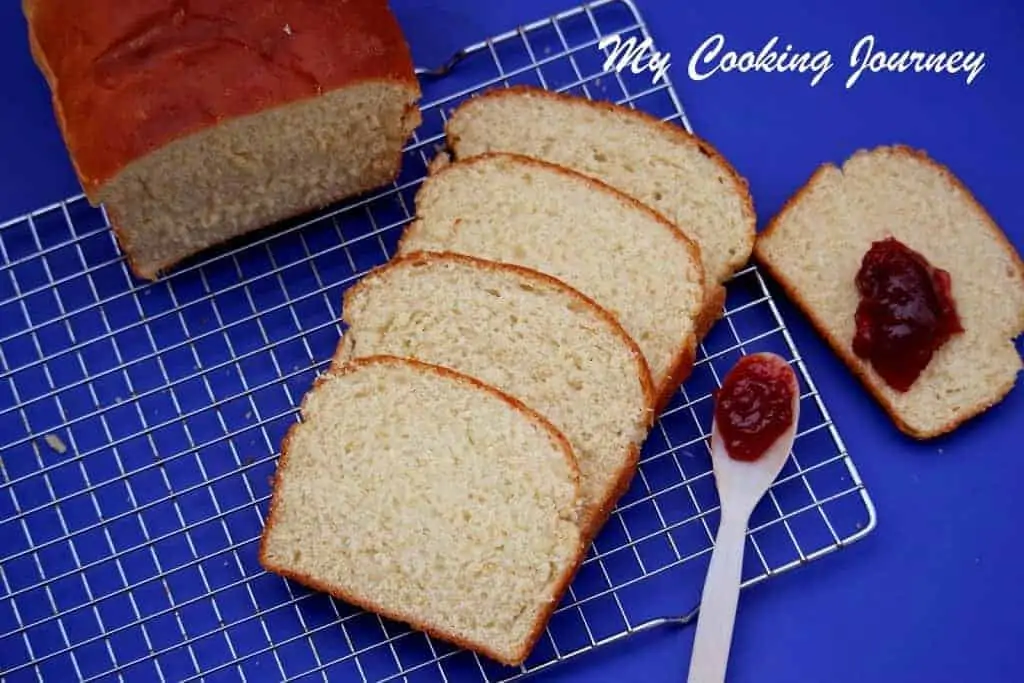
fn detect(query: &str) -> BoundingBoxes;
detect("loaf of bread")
[444,86,756,326]
[398,152,705,408]
[755,146,1024,438]
[23,0,422,279]
[335,252,656,539]
[259,357,585,665]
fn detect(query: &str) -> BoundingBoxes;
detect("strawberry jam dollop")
[852,238,964,392]
[715,353,797,463]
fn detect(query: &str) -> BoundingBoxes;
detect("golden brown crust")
[336,250,658,532]
[698,283,728,340]
[653,333,699,417]
[258,355,587,666]
[579,443,641,548]
[445,85,758,286]
[509,533,589,665]
[754,145,1024,439]
[24,0,420,198]
[397,150,705,402]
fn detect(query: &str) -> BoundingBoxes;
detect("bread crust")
[651,282,729,416]
[653,332,699,417]
[444,85,758,289]
[580,443,640,547]
[335,250,660,533]
[694,283,728,342]
[399,150,704,404]
[23,0,420,199]
[754,144,1024,439]
[258,355,588,667]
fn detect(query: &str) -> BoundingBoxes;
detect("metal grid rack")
[0,1,876,681]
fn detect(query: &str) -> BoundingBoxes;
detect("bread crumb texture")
[260,358,583,665]
[105,82,420,278]
[399,152,703,397]
[44,433,68,454]
[445,86,756,288]
[756,146,1024,437]
[336,253,653,536]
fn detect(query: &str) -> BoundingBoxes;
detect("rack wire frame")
[0,1,877,681]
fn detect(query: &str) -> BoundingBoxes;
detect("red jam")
[852,238,963,392]
[714,353,797,463]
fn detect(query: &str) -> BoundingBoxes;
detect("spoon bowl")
[708,399,800,521]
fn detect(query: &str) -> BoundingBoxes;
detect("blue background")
[1,0,1021,682]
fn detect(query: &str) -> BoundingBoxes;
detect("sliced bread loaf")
[398,152,705,407]
[25,0,421,279]
[259,356,584,666]
[755,145,1024,438]
[335,252,656,539]
[444,86,756,320]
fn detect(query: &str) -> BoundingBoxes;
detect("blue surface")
[0,1,1021,682]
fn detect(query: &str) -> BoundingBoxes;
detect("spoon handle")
[686,510,749,683]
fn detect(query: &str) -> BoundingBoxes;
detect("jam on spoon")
[714,353,798,463]
[852,237,964,392]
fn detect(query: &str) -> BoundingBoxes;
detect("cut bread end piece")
[334,251,656,541]
[444,86,755,314]
[259,356,585,666]
[398,151,704,407]
[755,145,1024,438]
[100,80,421,280]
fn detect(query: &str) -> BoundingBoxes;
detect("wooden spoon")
[686,352,800,683]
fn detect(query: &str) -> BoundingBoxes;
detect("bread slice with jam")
[755,145,1024,438]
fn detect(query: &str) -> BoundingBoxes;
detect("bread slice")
[444,85,756,321]
[335,252,656,539]
[259,356,584,666]
[755,145,1024,438]
[23,0,422,280]
[398,152,705,407]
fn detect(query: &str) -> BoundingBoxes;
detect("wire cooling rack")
[0,1,876,681]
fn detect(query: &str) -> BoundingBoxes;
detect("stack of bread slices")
[259,86,756,666]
